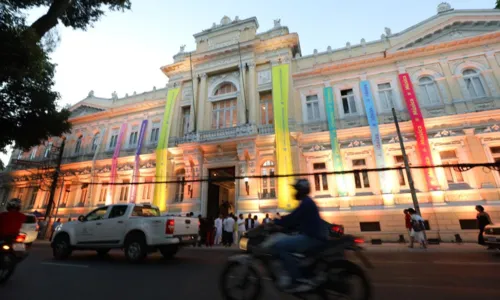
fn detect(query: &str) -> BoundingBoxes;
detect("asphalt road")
[2,244,500,300]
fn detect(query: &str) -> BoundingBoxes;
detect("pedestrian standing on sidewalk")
[476,205,492,246]
[263,213,272,224]
[223,214,235,247]
[237,214,245,242]
[253,215,260,228]
[232,214,238,243]
[403,209,413,244]
[214,214,223,245]
[408,208,427,249]
[205,217,215,247]
[245,213,254,231]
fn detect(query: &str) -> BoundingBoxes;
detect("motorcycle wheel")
[0,254,16,285]
[219,261,262,300]
[319,260,372,300]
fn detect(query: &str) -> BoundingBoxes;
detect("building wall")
[3,9,500,241]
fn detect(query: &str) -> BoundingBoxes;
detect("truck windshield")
[132,206,160,217]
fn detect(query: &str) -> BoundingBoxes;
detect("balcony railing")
[169,123,257,146]
[257,124,275,135]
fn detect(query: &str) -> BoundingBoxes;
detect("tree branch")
[29,0,72,41]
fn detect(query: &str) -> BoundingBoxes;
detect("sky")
[1,0,495,165]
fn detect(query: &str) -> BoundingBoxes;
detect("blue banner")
[360,81,390,194]
[324,87,347,197]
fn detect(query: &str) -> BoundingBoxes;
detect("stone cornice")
[293,31,500,80]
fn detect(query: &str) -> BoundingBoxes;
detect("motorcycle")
[220,224,373,300]
[0,233,29,284]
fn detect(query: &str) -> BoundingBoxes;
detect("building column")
[200,167,209,216]
[485,51,500,90]
[190,78,198,132]
[197,73,207,131]
[248,63,257,124]
[463,128,496,187]
[439,59,463,101]
[238,68,247,125]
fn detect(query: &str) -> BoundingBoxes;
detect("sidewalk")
[33,240,493,253]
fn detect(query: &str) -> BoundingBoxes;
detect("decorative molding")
[433,129,457,138]
[387,136,409,144]
[484,124,500,132]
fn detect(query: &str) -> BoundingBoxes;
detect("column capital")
[247,62,256,69]
[323,81,332,87]
[463,128,476,135]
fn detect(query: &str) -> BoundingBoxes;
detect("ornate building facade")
[2,3,500,241]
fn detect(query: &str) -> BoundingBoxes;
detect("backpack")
[412,219,425,232]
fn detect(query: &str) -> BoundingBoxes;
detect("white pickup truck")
[50,203,198,263]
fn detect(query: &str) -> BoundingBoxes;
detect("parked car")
[483,224,500,249]
[239,219,344,252]
[51,203,199,263]
[21,214,39,245]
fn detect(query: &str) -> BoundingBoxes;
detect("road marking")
[41,262,89,268]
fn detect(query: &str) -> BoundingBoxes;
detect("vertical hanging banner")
[107,123,127,205]
[87,127,107,206]
[153,88,180,212]
[360,81,390,194]
[130,120,148,203]
[271,64,296,210]
[323,86,348,196]
[398,73,439,191]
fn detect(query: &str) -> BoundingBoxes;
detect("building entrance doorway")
[207,167,235,219]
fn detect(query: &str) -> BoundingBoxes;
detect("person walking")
[476,205,492,245]
[205,217,215,247]
[408,208,427,249]
[403,209,413,244]
[223,214,235,247]
[214,214,223,245]
[237,214,246,242]
[245,213,254,231]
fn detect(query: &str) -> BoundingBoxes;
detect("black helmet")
[6,198,22,211]
[291,179,311,196]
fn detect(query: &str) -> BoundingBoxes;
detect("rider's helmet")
[291,179,311,199]
[6,198,22,212]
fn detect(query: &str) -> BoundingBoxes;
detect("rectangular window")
[360,222,381,232]
[261,161,276,199]
[61,184,70,206]
[99,182,108,203]
[212,99,237,129]
[352,159,370,189]
[394,155,408,187]
[150,126,160,143]
[305,95,321,121]
[181,106,191,135]
[44,142,53,158]
[313,163,329,192]
[29,188,38,207]
[490,147,500,176]
[129,127,138,146]
[17,188,25,201]
[74,137,82,154]
[341,89,357,115]
[465,76,486,99]
[43,191,50,206]
[119,180,130,202]
[109,134,118,149]
[80,184,88,205]
[175,174,185,203]
[142,177,153,201]
[260,92,274,125]
[377,83,395,110]
[440,150,464,184]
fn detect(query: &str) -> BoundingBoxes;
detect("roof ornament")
[346,42,351,50]
[327,46,332,54]
[273,19,281,28]
[111,91,118,101]
[437,2,452,14]
[153,86,156,91]
[179,45,185,53]
[87,90,94,97]
[384,27,392,36]
[234,16,240,21]
[220,16,231,25]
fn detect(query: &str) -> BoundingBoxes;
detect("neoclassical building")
[2,3,500,241]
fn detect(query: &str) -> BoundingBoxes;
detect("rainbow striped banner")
[130,120,148,203]
[107,123,127,205]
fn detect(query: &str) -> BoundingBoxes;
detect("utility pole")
[44,137,65,221]
[391,108,421,215]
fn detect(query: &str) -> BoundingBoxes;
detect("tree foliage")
[497,0,500,9]
[0,1,131,164]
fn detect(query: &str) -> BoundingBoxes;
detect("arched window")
[91,132,100,152]
[418,76,441,105]
[260,160,276,199]
[463,69,486,98]
[74,135,83,154]
[214,82,237,96]
[175,169,185,203]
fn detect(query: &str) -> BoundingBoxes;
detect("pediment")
[69,105,105,118]
[399,20,500,50]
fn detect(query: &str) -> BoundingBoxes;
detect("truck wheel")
[124,234,147,263]
[52,234,72,260]
[159,245,179,259]
[96,249,111,256]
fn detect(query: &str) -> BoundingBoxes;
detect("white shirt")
[223,217,235,232]
[253,220,260,228]
[215,218,222,230]
[237,218,246,232]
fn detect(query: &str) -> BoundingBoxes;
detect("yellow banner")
[271,64,296,210]
[153,87,180,211]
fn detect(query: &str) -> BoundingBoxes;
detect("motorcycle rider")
[0,198,27,241]
[272,179,327,292]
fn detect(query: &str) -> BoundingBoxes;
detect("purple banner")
[130,120,148,203]
[107,123,127,205]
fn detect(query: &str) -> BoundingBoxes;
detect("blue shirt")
[274,196,327,240]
